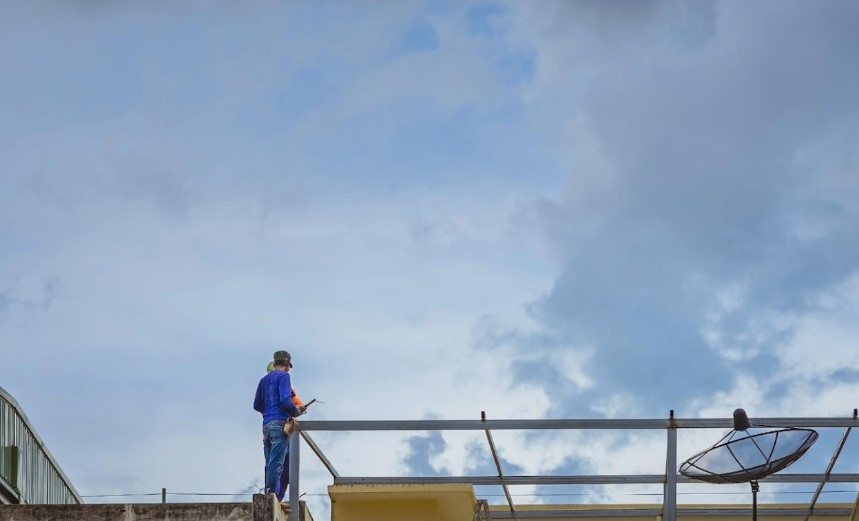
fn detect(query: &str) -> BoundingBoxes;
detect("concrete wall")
[0,503,252,521]
[0,496,311,521]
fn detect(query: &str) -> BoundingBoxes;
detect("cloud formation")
[2,1,858,518]
[488,0,859,414]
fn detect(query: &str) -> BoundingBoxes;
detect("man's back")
[254,370,295,423]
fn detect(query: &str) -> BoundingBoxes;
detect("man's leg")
[276,448,290,501]
[265,421,287,495]
[263,424,273,493]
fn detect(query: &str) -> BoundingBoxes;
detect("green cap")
[273,350,291,362]
[266,361,275,373]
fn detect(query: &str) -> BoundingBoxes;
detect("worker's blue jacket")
[254,369,300,424]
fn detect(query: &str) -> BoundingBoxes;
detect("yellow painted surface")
[328,484,858,521]
[681,507,851,521]
[302,501,315,521]
[328,483,475,521]
[333,500,440,521]
[490,503,660,521]
[851,493,859,521]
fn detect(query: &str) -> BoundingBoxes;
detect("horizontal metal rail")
[334,473,859,486]
[304,413,859,520]
[493,509,663,519]
[490,507,855,519]
[299,417,859,431]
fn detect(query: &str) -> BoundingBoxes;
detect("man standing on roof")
[254,350,305,501]
[265,360,305,501]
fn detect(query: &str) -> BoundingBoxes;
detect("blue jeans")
[263,421,289,499]
[277,453,290,501]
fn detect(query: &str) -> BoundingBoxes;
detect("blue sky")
[2,0,859,517]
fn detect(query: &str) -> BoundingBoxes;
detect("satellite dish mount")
[679,408,818,521]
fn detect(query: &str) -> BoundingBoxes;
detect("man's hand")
[296,405,307,416]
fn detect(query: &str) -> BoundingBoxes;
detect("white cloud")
[2,2,859,519]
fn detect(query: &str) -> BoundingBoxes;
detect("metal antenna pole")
[751,480,759,521]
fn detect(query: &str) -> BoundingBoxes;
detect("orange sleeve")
[291,388,305,407]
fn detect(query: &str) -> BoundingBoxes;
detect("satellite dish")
[679,409,818,521]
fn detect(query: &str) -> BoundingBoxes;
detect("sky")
[2,0,859,518]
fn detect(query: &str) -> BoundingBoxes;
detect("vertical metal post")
[751,480,760,521]
[664,410,677,521]
[161,488,166,504]
[289,429,300,521]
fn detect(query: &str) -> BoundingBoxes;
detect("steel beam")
[664,411,677,521]
[334,475,665,485]
[299,431,340,479]
[489,507,854,519]
[288,432,300,521]
[754,473,859,483]
[298,417,859,432]
[333,473,859,486]
[299,419,670,431]
[492,508,663,519]
[483,411,516,519]
[805,409,857,521]
[299,413,859,520]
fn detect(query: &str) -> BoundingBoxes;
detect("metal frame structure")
[0,386,82,505]
[286,411,859,521]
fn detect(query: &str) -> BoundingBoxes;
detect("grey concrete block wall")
[0,503,253,521]
[251,494,309,521]
[0,497,309,521]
